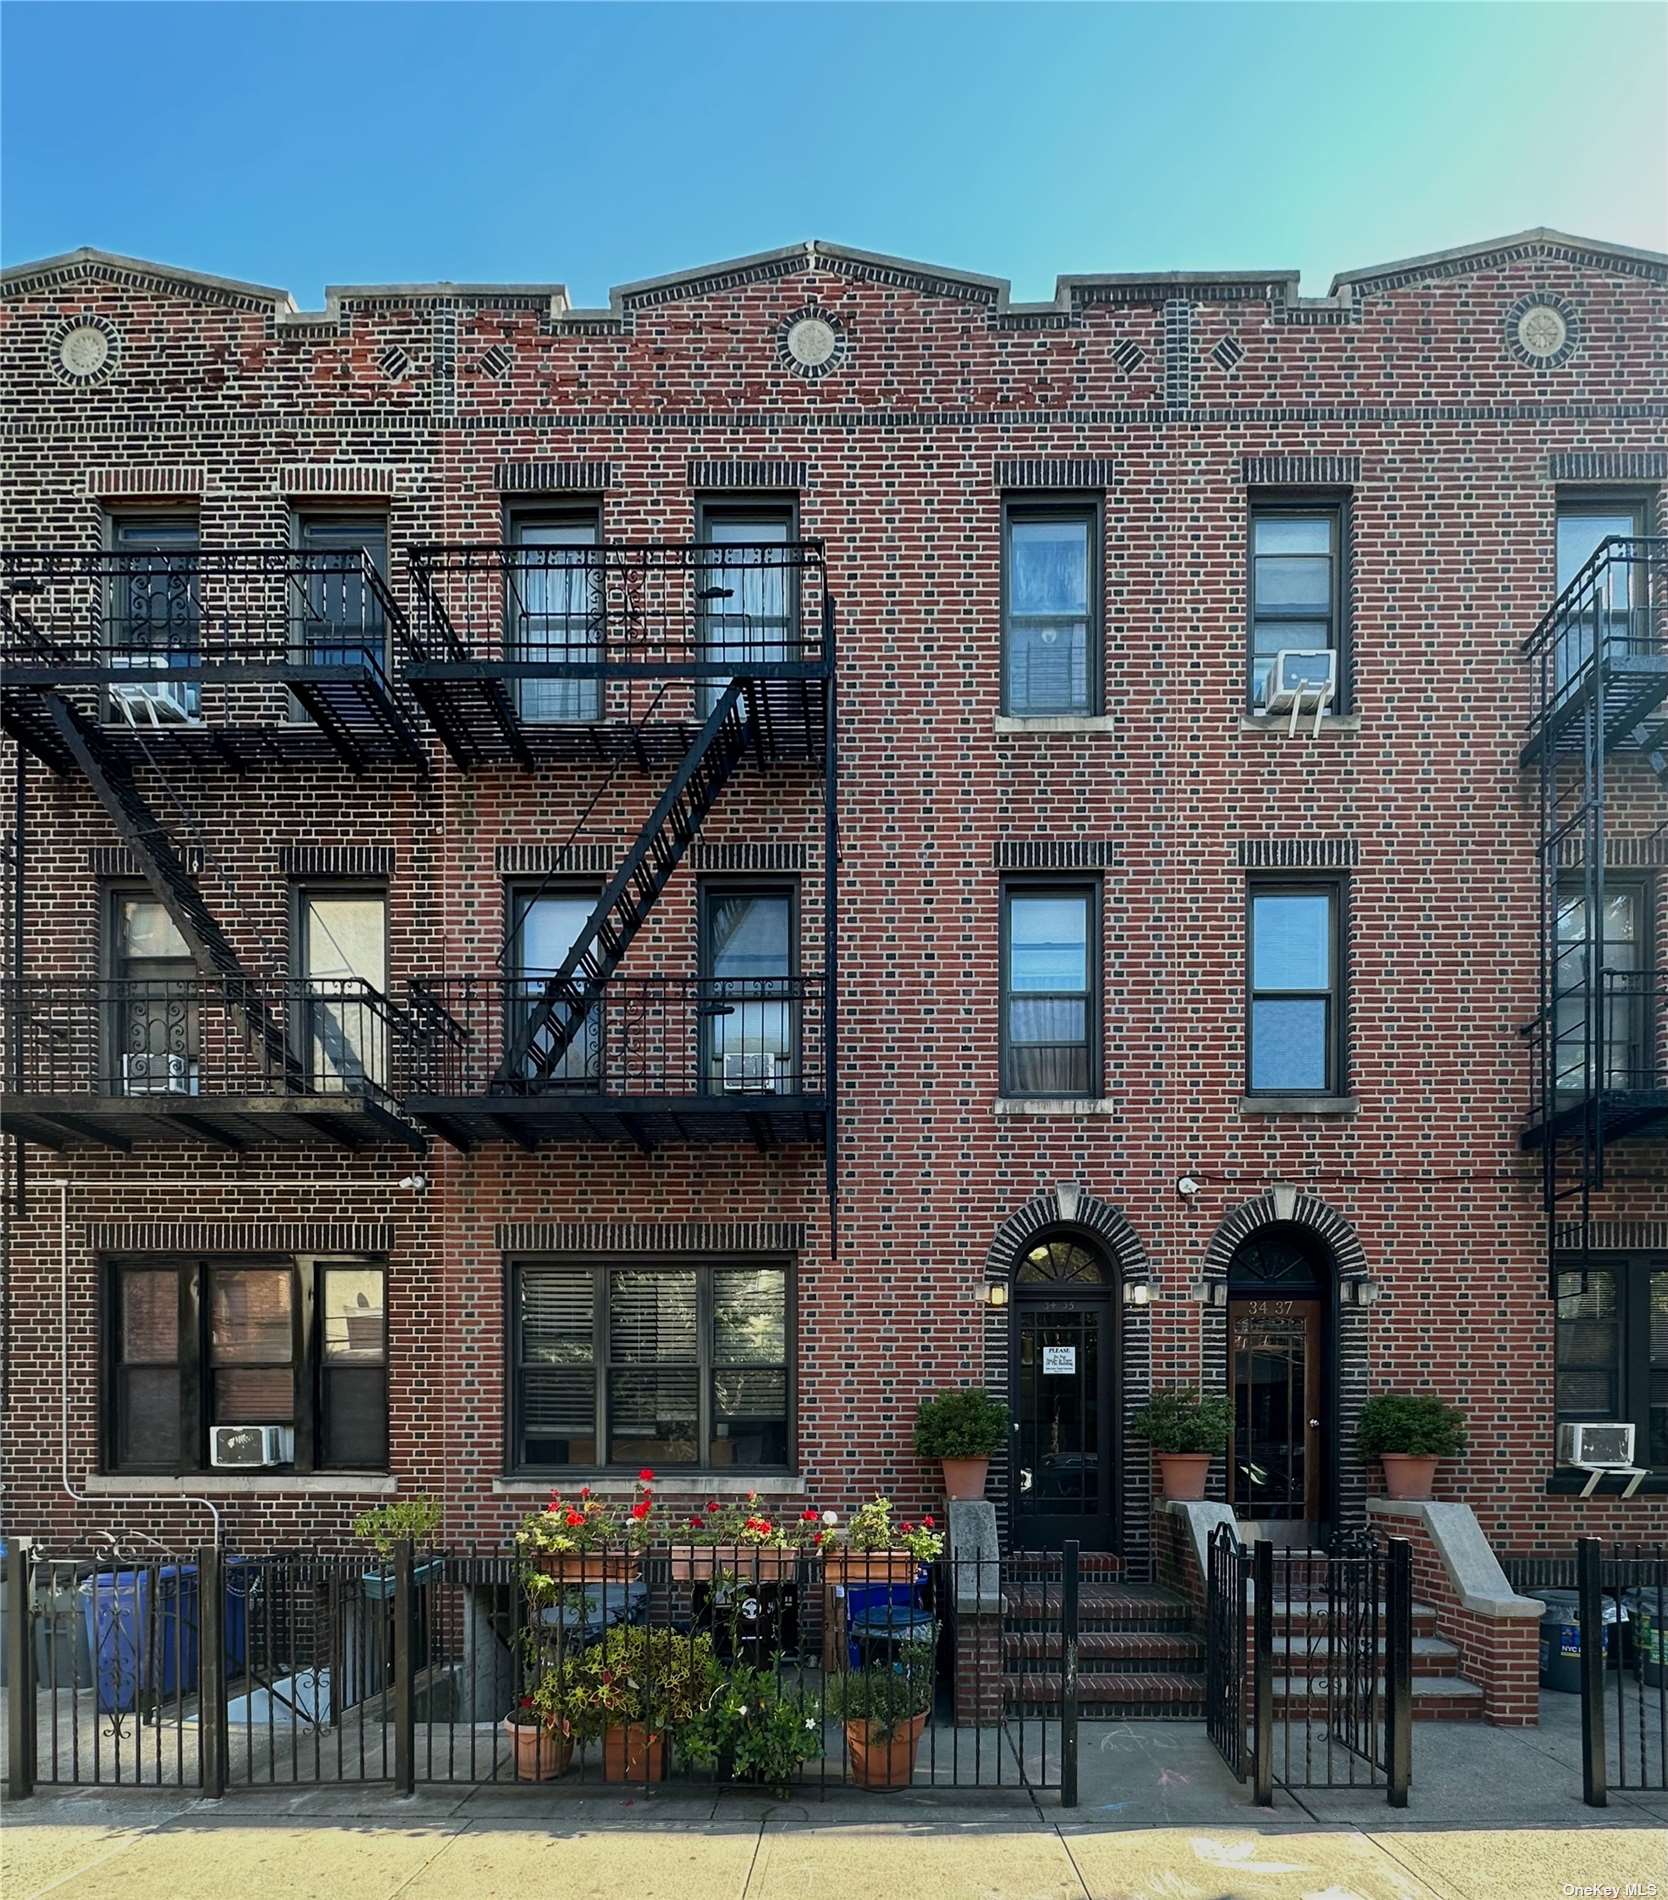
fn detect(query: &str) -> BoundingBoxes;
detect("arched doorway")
[1225,1226,1335,1542]
[1010,1234,1119,1551]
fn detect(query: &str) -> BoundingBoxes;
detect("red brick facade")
[2,232,1665,1568]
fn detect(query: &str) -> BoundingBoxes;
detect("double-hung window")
[1002,500,1099,716]
[1248,500,1346,711]
[107,514,201,723]
[1556,1259,1668,1470]
[295,886,389,1092]
[1001,881,1099,1097]
[1247,884,1344,1096]
[107,1256,388,1473]
[505,884,602,1084]
[1552,877,1651,1094]
[507,508,602,722]
[108,886,198,1096]
[700,883,797,1093]
[510,1259,792,1472]
[697,501,796,718]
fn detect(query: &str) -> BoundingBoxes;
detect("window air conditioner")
[1263,648,1338,735]
[122,1051,194,1095]
[210,1425,295,1469]
[1558,1421,1644,1498]
[722,1052,779,1094]
[110,680,196,726]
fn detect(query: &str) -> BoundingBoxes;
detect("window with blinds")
[510,1260,791,1473]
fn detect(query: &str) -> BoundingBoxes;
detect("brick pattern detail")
[277,845,394,877]
[1554,1222,1668,1254]
[993,840,1118,869]
[84,466,204,497]
[1547,451,1668,483]
[686,459,806,490]
[1237,838,1360,869]
[278,464,400,496]
[495,460,614,493]
[495,1221,807,1255]
[1164,300,1193,407]
[91,845,203,876]
[994,459,1118,490]
[1556,834,1668,868]
[495,842,618,875]
[87,1222,395,1255]
[1241,454,1363,487]
[687,841,805,872]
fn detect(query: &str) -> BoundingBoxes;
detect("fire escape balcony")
[402,973,829,1151]
[1,977,425,1152]
[403,540,832,770]
[1522,970,1668,1152]
[0,548,425,773]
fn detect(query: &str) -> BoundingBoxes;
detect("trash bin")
[1626,1588,1666,1687]
[1530,1587,1622,1692]
[80,1565,200,1713]
[33,1561,93,1689]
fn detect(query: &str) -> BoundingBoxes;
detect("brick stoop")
[1002,1578,1206,1718]
[1258,1597,1485,1722]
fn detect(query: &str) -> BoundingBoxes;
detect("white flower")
[736,1705,749,1717]
[804,1718,816,1730]
[822,1510,839,1526]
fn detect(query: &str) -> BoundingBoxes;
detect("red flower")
[901,1521,914,1534]
[801,1509,818,1522]
[630,1500,650,1520]
[688,1516,705,1530]
[565,1510,585,1528]
[706,1500,720,1513]
[746,1491,758,1504]
[923,1514,935,1528]
[638,1468,656,1484]
[518,1694,533,1710]
[579,1486,592,1500]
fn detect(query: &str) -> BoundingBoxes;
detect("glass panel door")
[1228,1297,1321,1522]
[108,518,201,723]
[1554,886,1643,1091]
[1012,1299,1114,1549]
[294,517,387,677]
[111,893,199,1095]
[301,891,387,1090]
[510,517,600,722]
[510,890,600,1084]
[703,889,793,1092]
[698,513,792,716]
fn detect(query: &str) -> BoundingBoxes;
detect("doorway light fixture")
[1121,1277,1155,1308]
[1187,1275,1229,1309]
[1341,1276,1382,1308]
[976,1282,1010,1309]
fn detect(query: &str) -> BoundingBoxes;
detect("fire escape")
[400,539,837,1213]
[1521,535,1668,1282]
[1,547,425,1152]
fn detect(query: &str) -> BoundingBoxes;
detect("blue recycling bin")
[80,1565,200,1713]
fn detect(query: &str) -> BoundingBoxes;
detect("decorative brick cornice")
[1547,451,1668,483]
[278,464,402,496]
[994,840,1117,870]
[497,1220,806,1256]
[495,460,614,493]
[687,459,806,491]
[982,1186,1150,1283]
[85,466,205,498]
[87,1222,394,1256]
[1238,838,1359,870]
[91,845,203,877]
[995,458,1118,490]
[686,841,805,872]
[496,842,617,876]
[278,845,394,878]
[1241,454,1361,487]
[1202,1192,1369,1282]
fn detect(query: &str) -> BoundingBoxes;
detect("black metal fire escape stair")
[498,680,751,1088]
[42,693,299,1082]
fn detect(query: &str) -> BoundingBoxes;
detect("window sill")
[1239,713,1361,735]
[494,1474,806,1497]
[84,1473,398,1496]
[1238,1094,1358,1117]
[994,714,1115,735]
[994,1096,1116,1117]
[1543,1469,1667,1497]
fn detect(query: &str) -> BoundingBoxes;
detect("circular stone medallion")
[774,304,848,381]
[50,315,119,386]
[785,316,837,370]
[1504,294,1579,369]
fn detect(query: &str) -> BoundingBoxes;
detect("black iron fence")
[404,974,829,1101]
[1205,1528,1412,1808]
[2,977,413,1103]
[4,1539,1078,1804]
[1575,1538,1666,1807]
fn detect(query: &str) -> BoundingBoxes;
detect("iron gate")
[1576,1537,1666,1808]
[1204,1520,1248,1781]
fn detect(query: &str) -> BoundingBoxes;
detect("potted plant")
[821,1498,944,1585]
[1357,1392,1467,1500]
[827,1642,935,1791]
[912,1387,1010,1499]
[502,1692,572,1782]
[516,1472,657,1583]
[678,1663,823,1796]
[552,1624,718,1783]
[1130,1388,1232,1501]
[668,1492,824,1582]
[351,1496,444,1598]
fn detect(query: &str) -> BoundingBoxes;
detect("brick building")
[1,227,1664,1590]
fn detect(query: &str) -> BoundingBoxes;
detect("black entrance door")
[1010,1236,1117,1550]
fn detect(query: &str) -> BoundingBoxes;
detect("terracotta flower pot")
[823,1550,921,1585]
[503,1715,571,1782]
[667,1544,801,1582]
[845,1710,927,1791]
[940,1457,989,1500]
[1379,1454,1440,1500]
[1155,1453,1213,1501]
[535,1552,638,1585]
[602,1723,666,1783]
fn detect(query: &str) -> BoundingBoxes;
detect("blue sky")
[3,3,1664,303]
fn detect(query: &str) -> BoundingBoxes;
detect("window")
[1554,495,1651,688]
[697,500,796,718]
[107,515,200,722]
[1002,500,1098,716]
[509,1260,792,1472]
[1557,496,1648,595]
[1001,881,1099,1097]
[505,884,601,1084]
[700,884,796,1092]
[292,514,388,688]
[296,887,388,1091]
[507,508,602,722]
[106,1257,387,1473]
[1247,885,1344,1095]
[1249,501,1345,710]
[1557,1259,1668,1470]
[1553,878,1652,1093]
[107,887,198,1096]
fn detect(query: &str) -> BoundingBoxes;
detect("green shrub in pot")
[912,1387,1010,1498]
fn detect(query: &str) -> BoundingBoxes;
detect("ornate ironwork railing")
[1,977,413,1101]
[404,973,827,1100]
[404,539,831,678]
[0,549,417,693]
[1524,969,1668,1126]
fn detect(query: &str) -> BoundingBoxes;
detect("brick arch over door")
[980,1185,1155,1574]
[1198,1190,1372,1529]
